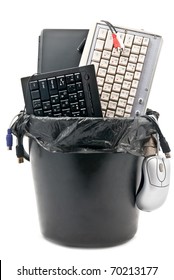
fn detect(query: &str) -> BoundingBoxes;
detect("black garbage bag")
[11,112,158,157]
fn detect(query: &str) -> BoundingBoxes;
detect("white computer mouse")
[136,155,170,211]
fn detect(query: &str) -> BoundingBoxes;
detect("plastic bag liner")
[12,113,157,156]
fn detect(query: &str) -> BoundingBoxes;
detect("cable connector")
[16,143,24,163]
[158,134,171,158]
[112,33,121,49]
[112,33,124,50]
[6,128,13,150]
[101,20,124,50]
[143,114,171,159]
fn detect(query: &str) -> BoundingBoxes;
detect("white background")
[0,0,173,279]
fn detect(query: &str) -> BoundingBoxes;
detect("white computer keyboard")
[80,21,163,118]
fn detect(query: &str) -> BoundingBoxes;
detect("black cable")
[143,115,171,157]
[10,110,30,162]
[101,20,123,50]
[101,20,116,33]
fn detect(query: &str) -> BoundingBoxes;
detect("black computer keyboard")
[21,65,102,117]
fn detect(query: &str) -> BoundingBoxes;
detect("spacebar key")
[39,79,49,100]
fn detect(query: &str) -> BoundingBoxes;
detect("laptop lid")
[37,29,89,73]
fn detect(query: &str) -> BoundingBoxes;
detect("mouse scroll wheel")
[159,163,164,172]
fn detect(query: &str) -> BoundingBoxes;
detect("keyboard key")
[33,99,42,109]
[103,83,112,92]
[44,110,52,117]
[47,77,57,90]
[102,50,111,60]
[101,92,110,101]
[72,112,80,117]
[110,92,119,101]
[115,74,124,83]
[134,71,141,80]
[138,54,145,63]
[79,100,86,108]
[98,68,107,77]
[31,90,40,100]
[67,84,76,93]
[98,28,108,40]
[42,101,51,110]
[106,110,115,117]
[76,82,83,91]
[39,79,49,101]
[117,65,126,75]
[69,93,78,103]
[51,95,59,104]
[136,63,143,72]
[122,81,131,90]
[66,74,75,84]
[101,100,107,110]
[112,83,121,92]
[129,54,138,63]
[100,59,109,68]
[116,107,124,116]
[80,108,87,116]
[95,39,105,51]
[97,77,104,86]
[110,56,119,66]
[62,109,71,116]
[120,90,129,99]
[34,108,43,116]
[105,74,114,84]
[77,91,84,99]
[59,90,68,99]
[142,37,149,46]
[92,50,102,62]
[125,72,134,81]
[118,98,127,108]
[134,36,143,45]
[124,34,134,47]
[57,76,66,90]
[29,81,38,91]
[128,96,135,105]
[71,103,79,112]
[132,80,139,88]
[127,63,136,72]
[119,56,128,66]
[131,45,141,54]
[108,65,116,75]
[52,104,61,113]
[105,31,113,51]
[61,99,69,109]
[108,100,117,110]
[74,73,81,82]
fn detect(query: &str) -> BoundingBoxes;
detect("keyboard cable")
[101,20,124,50]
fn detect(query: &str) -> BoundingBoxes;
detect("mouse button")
[157,158,166,182]
[146,157,161,187]
[162,158,170,186]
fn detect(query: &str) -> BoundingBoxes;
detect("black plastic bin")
[12,114,157,247]
[30,142,139,247]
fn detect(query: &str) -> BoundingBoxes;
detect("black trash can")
[30,141,139,247]
[12,114,157,247]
